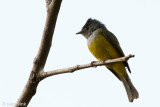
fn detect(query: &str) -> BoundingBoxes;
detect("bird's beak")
[76,31,83,34]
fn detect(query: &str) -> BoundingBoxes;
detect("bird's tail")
[120,76,139,102]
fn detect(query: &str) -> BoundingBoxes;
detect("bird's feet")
[91,61,97,68]
[102,58,109,64]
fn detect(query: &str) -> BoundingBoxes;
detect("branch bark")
[39,54,135,79]
[15,0,62,106]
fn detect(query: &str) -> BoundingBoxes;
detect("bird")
[76,18,139,102]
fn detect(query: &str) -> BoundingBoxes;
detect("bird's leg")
[102,58,109,64]
[91,61,97,68]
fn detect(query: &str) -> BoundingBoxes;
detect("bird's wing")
[102,29,131,73]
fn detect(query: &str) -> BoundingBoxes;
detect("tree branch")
[15,0,62,106]
[39,54,135,79]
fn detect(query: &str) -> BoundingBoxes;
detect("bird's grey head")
[76,18,106,39]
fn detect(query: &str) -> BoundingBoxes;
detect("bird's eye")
[86,27,89,30]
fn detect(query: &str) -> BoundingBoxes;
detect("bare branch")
[39,54,135,79]
[46,0,52,8]
[15,0,62,106]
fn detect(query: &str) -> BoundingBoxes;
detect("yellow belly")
[88,30,120,61]
[88,29,127,77]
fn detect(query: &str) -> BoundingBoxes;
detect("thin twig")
[39,54,134,79]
